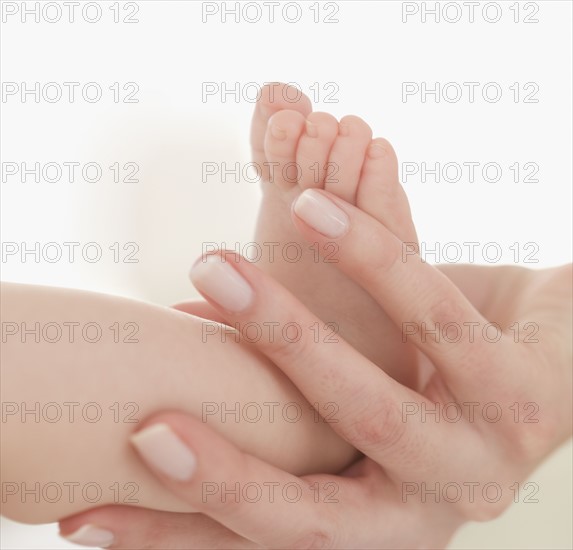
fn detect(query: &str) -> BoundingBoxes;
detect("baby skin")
[1,95,418,523]
[1,282,356,523]
[252,83,419,388]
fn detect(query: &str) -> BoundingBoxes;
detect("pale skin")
[56,85,571,548]
[59,231,572,549]
[0,281,359,523]
[251,83,419,389]
[2,84,568,548]
[1,84,421,523]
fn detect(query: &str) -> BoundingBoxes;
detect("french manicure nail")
[293,190,349,238]
[190,254,254,312]
[131,423,197,482]
[63,525,115,548]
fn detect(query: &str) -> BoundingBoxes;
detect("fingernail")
[368,143,387,159]
[190,255,254,312]
[270,123,287,140]
[63,525,115,548]
[306,120,319,138]
[259,104,273,118]
[131,423,197,482]
[293,190,349,238]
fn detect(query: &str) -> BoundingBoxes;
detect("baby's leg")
[1,282,356,524]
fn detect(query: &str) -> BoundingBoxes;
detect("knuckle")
[413,295,470,356]
[135,520,188,550]
[507,406,561,460]
[357,230,400,283]
[343,398,406,454]
[464,495,512,522]
[424,295,465,328]
[257,324,315,367]
[197,455,252,514]
[291,527,337,549]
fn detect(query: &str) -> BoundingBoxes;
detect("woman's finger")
[172,299,229,324]
[116,412,345,549]
[189,253,448,475]
[58,423,462,550]
[60,505,252,549]
[290,189,516,398]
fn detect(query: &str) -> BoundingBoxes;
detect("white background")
[1,1,572,548]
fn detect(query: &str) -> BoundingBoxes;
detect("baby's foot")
[251,83,418,386]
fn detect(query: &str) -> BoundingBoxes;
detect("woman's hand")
[59,190,572,548]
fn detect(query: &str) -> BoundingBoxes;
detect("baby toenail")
[270,124,287,140]
[368,143,386,159]
[260,104,273,118]
[338,123,350,137]
[306,120,319,138]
